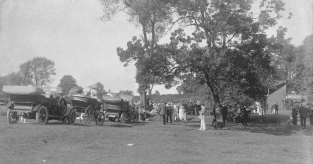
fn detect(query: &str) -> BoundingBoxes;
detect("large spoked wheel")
[120,112,126,123]
[58,98,67,116]
[67,110,76,125]
[84,106,94,124]
[36,106,49,125]
[7,109,19,124]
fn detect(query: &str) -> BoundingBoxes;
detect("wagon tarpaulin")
[3,86,44,95]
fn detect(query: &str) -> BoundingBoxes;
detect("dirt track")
[0,114,312,164]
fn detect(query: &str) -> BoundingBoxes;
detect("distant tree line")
[0,57,56,90]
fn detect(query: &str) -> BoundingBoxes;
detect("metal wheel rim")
[8,110,18,123]
[38,107,48,123]
[84,106,93,124]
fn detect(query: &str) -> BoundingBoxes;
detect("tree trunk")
[148,88,152,101]
[142,91,146,110]
[212,93,220,107]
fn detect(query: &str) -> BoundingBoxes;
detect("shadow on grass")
[230,124,313,136]
[108,124,132,128]
[106,121,149,128]
[27,121,91,126]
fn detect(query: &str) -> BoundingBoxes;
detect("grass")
[0,111,312,164]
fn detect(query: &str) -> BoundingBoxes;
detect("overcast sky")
[0,0,312,95]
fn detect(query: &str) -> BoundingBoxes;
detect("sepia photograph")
[0,0,312,163]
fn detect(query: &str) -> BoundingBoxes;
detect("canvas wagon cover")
[3,86,44,95]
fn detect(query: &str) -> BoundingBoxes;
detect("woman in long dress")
[198,105,206,131]
[179,105,186,121]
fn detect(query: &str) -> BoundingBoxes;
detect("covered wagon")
[103,97,138,123]
[3,85,76,125]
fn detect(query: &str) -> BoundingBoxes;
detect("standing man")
[166,102,173,123]
[221,103,228,126]
[157,103,161,122]
[158,100,166,125]
[274,103,279,115]
[291,102,298,125]
[241,103,248,125]
[299,103,309,129]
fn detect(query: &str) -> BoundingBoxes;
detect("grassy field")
[0,111,312,164]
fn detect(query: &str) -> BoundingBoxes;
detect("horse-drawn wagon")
[3,86,76,125]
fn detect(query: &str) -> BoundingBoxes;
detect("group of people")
[290,102,313,129]
[152,101,188,124]
[154,100,207,131]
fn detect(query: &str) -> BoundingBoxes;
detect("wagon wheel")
[7,109,19,124]
[58,98,67,116]
[84,105,94,124]
[36,106,49,125]
[67,110,76,125]
[120,112,126,123]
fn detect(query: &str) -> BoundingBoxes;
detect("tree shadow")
[108,124,132,128]
[106,121,149,128]
[229,124,313,136]
[28,121,90,126]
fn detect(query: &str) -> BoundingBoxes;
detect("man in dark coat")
[166,103,173,123]
[158,101,166,125]
[221,103,228,126]
[299,103,309,129]
[291,103,298,125]
[274,103,279,115]
[241,104,248,125]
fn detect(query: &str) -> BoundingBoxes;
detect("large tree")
[19,60,33,85]
[287,35,313,94]
[101,0,175,104]
[158,0,288,106]
[58,75,77,95]
[19,57,56,87]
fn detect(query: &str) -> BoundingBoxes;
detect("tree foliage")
[0,73,23,90]
[0,57,56,90]
[160,0,287,106]
[57,75,78,95]
[154,90,160,95]
[119,90,134,95]
[102,0,289,106]
[101,0,176,99]
[286,35,313,94]
[19,57,56,86]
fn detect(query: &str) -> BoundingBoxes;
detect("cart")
[104,98,138,123]
[70,95,105,125]
[3,85,76,125]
